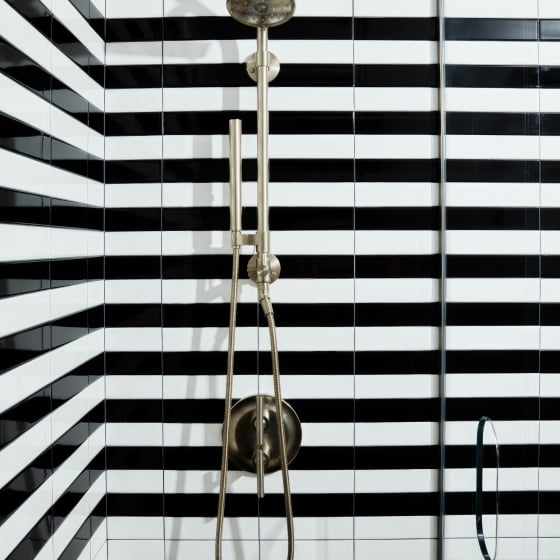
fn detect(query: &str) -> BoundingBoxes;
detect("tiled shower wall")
[0,0,107,559]
[103,0,440,558]
[2,0,560,559]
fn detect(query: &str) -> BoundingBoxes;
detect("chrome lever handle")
[476,416,500,560]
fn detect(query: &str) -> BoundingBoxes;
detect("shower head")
[226,0,295,28]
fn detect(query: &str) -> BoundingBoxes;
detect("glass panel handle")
[476,416,500,560]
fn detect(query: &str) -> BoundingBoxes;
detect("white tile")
[107,470,163,493]
[445,467,537,492]
[162,40,353,65]
[108,540,164,560]
[355,87,438,111]
[540,0,560,17]
[542,183,560,208]
[446,373,539,397]
[355,516,437,540]
[540,374,560,396]
[163,375,258,400]
[446,230,540,255]
[445,420,539,445]
[258,374,354,399]
[355,41,437,64]
[447,278,540,303]
[163,540,258,560]
[356,278,439,303]
[107,517,164,540]
[541,327,560,350]
[93,542,107,560]
[355,422,438,446]
[356,182,439,207]
[355,539,437,560]
[105,136,163,160]
[445,514,537,538]
[105,232,162,256]
[446,88,539,113]
[106,41,162,65]
[445,0,537,17]
[543,279,560,302]
[106,423,163,446]
[260,539,353,560]
[163,423,220,447]
[106,0,163,18]
[301,423,354,447]
[106,375,163,399]
[356,326,439,351]
[446,135,540,160]
[162,230,354,256]
[446,182,539,207]
[106,88,163,112]
[444,537,537,560]
[354,0,436,17]
[445,41,538,65]
[446,325,539,350]
[163,516,258,540]
[356,374,438,398]
[356,135,439,159]
[0,289,50,339]
[355,469,437,493]
[106,183,162,208]
[538,515,560,538]
[105,279,162,304]
[284,0,352,17]
[355,231,439,255]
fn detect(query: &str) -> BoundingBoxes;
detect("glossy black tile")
[0,261,50,297]
[52,419,90,470]
[105,256,161,279]
[51,198,92,230]
[445,18,538,41]
[356,111,439,135]
[0,387,51,450]
[356,159,439,182]
[105,160,162,183]
[0,188,49,226]
[106,112,162,136]
[447,255,539,278]
[540,161,560,183]
[447,302,539,326]
[105,207,161,231]
[105,304,162,328]
[356,255,440,278]
[0,113,48,162]
[106,400,163,422]
[541,304,560,326]
[105,65,162,89]
[107,18,163,42]
[542,352,560,373]
[58,516,91,560]
[540,19,560,41]
[356,207,440,230]
[162,350,255,375]
[447,112,540,135]
[51,309,90,349]
[447,350,538,373]
[106,447,163,470]
[447,159,539,182]
[163,110,354,135]
[446,491,537,516]
[541,66,560,88]
[447,207,539,229]
[446,64,538,88]
[446,397,538,421]
[446,444,537,468]
[541,399,560,420]
[106,493,163,516]
[356,64,438,87]
[0,325,50,374]
[106,352,162,375]
[355,17,438,40]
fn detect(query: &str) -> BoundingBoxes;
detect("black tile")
[447,350,538,373]
[0,261,50,297]
[356,64,438,87]
[355,17,438,40]
[447,207,539,229]
[447,255,539,278]
[540,20,560,41]
[446,64,538,88]
[447,112,540,135]
[0,188,49,226]
[356,159,440,182]
[356,255,441,279]
[447,302,539,326]
[356,111,439,135]
[356,207,440,230]
[445,18,538,41]
[447,159,539,182]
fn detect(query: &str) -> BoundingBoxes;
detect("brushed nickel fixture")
[215,2,300,560]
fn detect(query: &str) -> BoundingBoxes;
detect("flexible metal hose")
[215,246,240,560]
[259,288,295,560]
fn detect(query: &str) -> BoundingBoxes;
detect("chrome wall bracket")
[227,394,302,478]
[246,51,280,82]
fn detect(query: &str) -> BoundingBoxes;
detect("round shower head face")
[227,0,295,28]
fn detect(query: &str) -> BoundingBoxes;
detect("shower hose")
[215,246,295,560]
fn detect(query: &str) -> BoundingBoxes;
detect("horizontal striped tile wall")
[103,0,441,559]
[0,0,106,559]
[442,0,560,559]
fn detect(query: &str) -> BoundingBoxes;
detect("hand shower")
[215,3,300,560]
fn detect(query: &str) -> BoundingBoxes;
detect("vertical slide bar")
[229,119,243,241]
